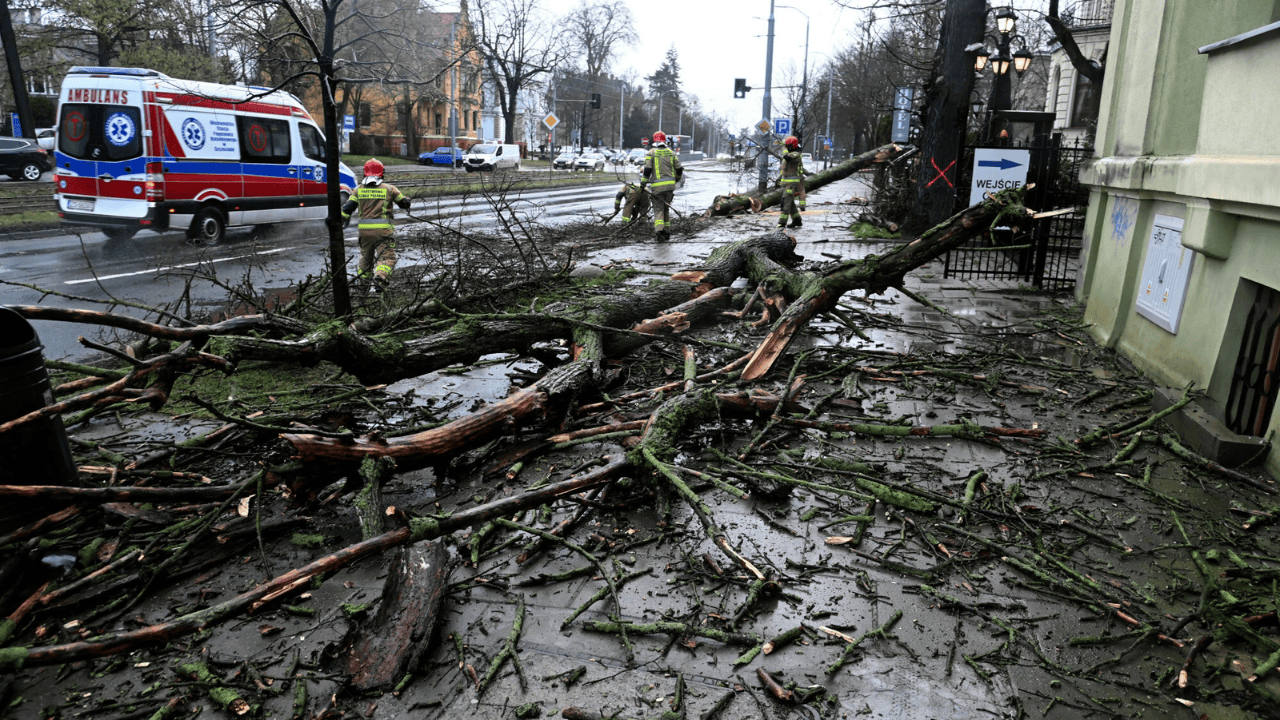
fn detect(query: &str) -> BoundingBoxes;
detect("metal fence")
[943,135,1092,290]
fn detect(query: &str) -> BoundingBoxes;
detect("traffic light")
[591,93,601,109]
[733,79,750,98]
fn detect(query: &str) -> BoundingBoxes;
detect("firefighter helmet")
[363,158,385,177]
[652,131,667,144]
[784,136,800,150]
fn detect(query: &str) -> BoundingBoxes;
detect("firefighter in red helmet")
[777,136,806,230]
[342,158,410,294]
[640,131,683,241]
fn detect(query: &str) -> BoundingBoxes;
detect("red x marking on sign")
[926,157,956,188]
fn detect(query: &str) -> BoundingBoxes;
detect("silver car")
[573,152,605,171]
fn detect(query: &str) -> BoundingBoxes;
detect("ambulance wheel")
[20,163,42,181]
[102,227,137,242]
[189,206,226,246]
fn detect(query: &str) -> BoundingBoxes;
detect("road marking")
[65,246,300,285]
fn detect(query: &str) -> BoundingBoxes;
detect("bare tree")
[216,0,460,316]
[564,0,635,144]
[473,0,568,144]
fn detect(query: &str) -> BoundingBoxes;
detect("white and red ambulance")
[54,67,356,245]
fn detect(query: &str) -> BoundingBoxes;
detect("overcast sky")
[540,0,861,134]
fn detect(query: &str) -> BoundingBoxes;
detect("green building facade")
[1078,1,1280,475]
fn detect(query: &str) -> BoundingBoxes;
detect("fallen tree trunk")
[708,143,905,216]
[741,187,1030,380]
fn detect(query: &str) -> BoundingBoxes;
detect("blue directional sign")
[978,157,1023,171]
[343,114,355,131]
[10,113,20,138]
[773,118,791,136]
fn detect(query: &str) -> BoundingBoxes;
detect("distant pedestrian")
[641,131,683,241]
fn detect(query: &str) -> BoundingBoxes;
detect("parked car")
[627,148,647,165]
[0,136,50,181]
[801,152,813,165]
[552,151,577,170]
[36,128,56,151]
[464,143,521,172]
[573,152,605,172]
[419,147,464,167]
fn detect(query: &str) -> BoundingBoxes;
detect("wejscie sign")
[969,149,1030,206]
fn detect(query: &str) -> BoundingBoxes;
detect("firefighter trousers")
[357,230,397,285]
[622,192,651,224]
[651,189,675,236]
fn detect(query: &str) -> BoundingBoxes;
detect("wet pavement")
[6,174,1280,720]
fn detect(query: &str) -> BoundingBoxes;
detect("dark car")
[552,151,578,170]
[418,147,465,167]
[0,136,51,181]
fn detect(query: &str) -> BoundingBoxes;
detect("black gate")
[943,134,1092,290]
[1225,282,1280,438]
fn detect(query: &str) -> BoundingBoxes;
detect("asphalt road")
[0,162,747,362]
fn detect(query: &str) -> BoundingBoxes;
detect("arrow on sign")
[978,157,1023,170]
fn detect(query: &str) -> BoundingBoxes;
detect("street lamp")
[777,5,810,145]
[972,6,1033,142]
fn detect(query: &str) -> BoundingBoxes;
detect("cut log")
[342,541,449,690]
[707,144,904,216]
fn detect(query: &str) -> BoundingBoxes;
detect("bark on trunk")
[908,0,985,234]
[342,542,449,690]
[708,144,904,216]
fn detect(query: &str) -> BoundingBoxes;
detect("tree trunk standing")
[1045,0,1105,84]
[318,50,353,317]
[907,0,984,235]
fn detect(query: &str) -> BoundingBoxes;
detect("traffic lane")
[3,175,728,361]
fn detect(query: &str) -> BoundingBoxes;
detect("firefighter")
[614,181,651,225]
[777,135,806,229]
[342,158,411,294]
[640,131,683,241]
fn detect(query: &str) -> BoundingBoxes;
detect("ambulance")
[53,67,356,245]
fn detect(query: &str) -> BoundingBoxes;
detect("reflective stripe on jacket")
[644,147,683,190]
[346,183,406,230]
[780,151,804,183]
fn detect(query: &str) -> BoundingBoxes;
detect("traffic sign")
[969,149,1030,206]
[543,113,560,130]
[822,137,832,148]
[755,119,772,134]
[891,86,913,143]
[343,114,354,131]
[773,118,791,136]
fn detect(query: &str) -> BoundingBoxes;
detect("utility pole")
[658,94,663,132]
[0,0,34,139]
[618,81,625,148]
[758,0,776,192]
[449,17,458,173]
[823,64,833,168]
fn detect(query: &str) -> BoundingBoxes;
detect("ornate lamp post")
[973,7,1034,142]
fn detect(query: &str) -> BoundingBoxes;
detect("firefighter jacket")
[642,146,684,191]
[780,150,806,185]
[615,183,644,209]
[342,181,411,235]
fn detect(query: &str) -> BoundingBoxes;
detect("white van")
[53,66,356,244]
[463,143,521,172]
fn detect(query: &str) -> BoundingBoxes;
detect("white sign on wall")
[969,149,1031,206]
[1135,214,1194,334]
[165,108,239,159]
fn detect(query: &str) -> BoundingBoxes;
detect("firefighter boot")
[789,217,803,229]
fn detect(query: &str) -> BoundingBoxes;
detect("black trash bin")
[0,306,78,529]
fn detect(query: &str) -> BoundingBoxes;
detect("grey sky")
[542,0,858,134]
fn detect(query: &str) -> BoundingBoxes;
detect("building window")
[473,111,479,132]
[1070,72,1099,128]
[434,112,442,133]
[359,102,371,128]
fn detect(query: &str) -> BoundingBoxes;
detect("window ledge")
[1199,20,1280,55]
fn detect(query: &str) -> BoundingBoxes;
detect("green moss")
[290,533,326,548]
[165,361,349,417]
[848,222,900,239]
